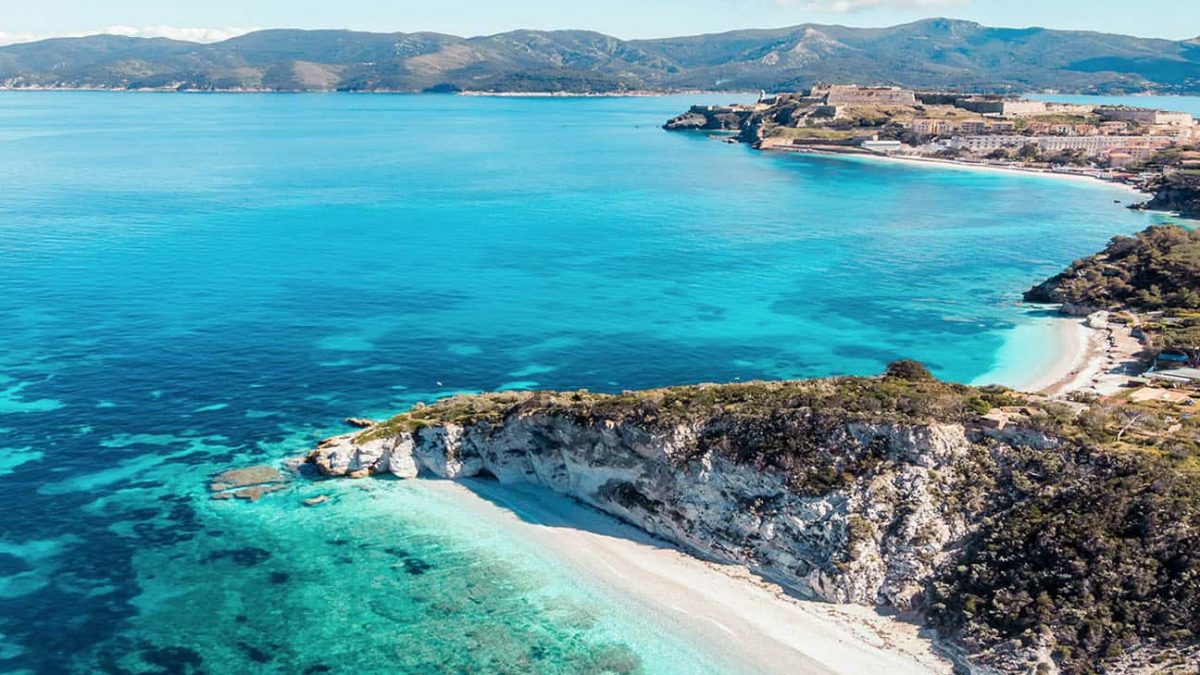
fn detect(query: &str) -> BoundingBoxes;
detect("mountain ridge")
[2,18,1198,93]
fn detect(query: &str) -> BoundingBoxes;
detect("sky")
[0,0,1197,46]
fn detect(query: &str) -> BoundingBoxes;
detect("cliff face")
[1139,173,1200,219]
[305,377,1200,674]
[662,105,755,132]
[662,97,813,145]
[312,414,990,609]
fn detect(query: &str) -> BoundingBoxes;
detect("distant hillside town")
[666,85,1200,192]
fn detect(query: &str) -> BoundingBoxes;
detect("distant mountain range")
[2,19,1198,94]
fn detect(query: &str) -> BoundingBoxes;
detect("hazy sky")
[1,0,1197,45]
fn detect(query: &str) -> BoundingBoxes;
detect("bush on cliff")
[929,448,1200,673]
[884,359,936,382]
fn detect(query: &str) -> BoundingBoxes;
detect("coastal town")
[665,84,1200,207]
[669,89,1200,448]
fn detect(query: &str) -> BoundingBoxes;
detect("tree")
[1017,143,1042,161]
[884,360,936,382]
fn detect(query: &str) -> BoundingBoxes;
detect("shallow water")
[0,92,1188,673]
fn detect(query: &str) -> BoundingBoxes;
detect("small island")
[665,85,1200,215]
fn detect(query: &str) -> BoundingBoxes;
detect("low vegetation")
[929,444,1200,672]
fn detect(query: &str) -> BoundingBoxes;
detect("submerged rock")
[209,465,283,492]
[209,465,288,502]
[232,484,287,501]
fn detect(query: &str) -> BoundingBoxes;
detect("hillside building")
[951,134,1173,156]
[809,84,918,106]
[1099,107,1195,127]
[956,97,1048,116]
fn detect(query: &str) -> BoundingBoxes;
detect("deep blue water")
[0,92,1187,673]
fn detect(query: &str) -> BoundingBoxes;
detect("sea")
[0,92,1190,674]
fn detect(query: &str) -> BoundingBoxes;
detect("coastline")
[458,89,749,98]
[755,142,1165,398]
[1037,314,1150,397]
[866,153,1150,197]
[421,478,956,675]
[757,144,1152,198]
[975,309,1149,397]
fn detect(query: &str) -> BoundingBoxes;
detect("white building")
[956,98,1048,116]
[1099,107,1196,127]
[860,140,903,153]
[951,135,1173,155]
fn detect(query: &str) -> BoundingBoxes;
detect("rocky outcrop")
[302,376,1200,674]
[661,111,710,130]
[1135,172,1200,219]
[663,105,756,132]
[1022,273,1101,316]
[309,414,993,609]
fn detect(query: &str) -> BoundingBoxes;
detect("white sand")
[1039,318,1149,397]
[1003,317,1096,394]
[781,150,1148,198]
[976,312,1148,398]
[424,478,955,675]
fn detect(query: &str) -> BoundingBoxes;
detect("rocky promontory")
[1136,172,1200,219]
[306,362,1200,674]
[1024,224,1200,357]
[663,104,757,133]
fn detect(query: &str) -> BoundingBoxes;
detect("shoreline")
[978,310,1150,397]
[421,478,956,675]
[867,153,1150,197]
[756,143,1152,198]
[1038,314,1150,397]
[976,313,1096,394]
[751,141,1169,398]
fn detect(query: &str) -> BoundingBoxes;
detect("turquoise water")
[0,92,1187,673]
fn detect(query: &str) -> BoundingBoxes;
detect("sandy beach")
[422,478,955,675]
[810,150,1150,198]
[990,312,1148,397]
[1036,315,1150,397]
